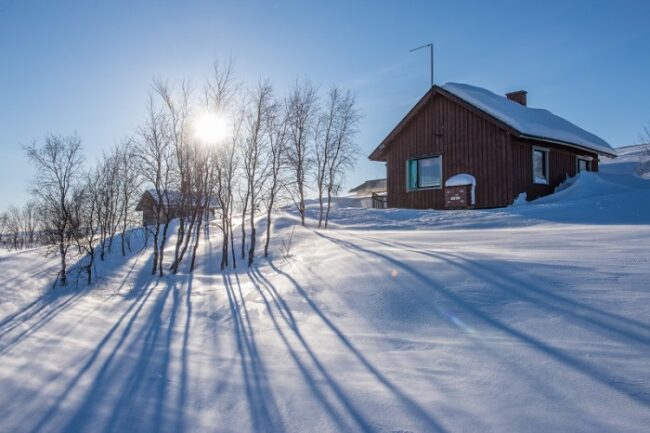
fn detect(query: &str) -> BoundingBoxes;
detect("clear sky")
[1,0,649,210]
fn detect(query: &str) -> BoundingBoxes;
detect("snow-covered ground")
[1,150,650,433]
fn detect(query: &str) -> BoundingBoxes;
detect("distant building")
[348,178,387,196]
[135,190,219,226]
[348,178,387,209]
[369,83,618,209]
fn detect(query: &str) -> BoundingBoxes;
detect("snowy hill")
[601,142,650,176]
[1,167,649,432]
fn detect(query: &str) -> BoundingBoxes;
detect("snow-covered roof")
[349,178,387,195]
[138,189,219,209]
[442,83,617,157]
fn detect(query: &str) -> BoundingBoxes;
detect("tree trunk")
[158,216,171,277]
[324,186,333,229]
[152,230,159,275]
[173,211,197,273]
[240,201,248,260]
[230,218,237,268]
[189,215,203,272]
[317,188,324,228]
[264,195,275,257]
[299,174,305,226]
[59,241,67,286]
[220,210,229,270]
[248,204,256,266]
[171,214,186,271]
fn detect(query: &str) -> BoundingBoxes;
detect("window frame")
[576,156,591,173]
[406,154,443,191]
[532,146,550,185]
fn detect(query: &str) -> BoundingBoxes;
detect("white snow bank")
[511,192,527,206]
[301,171,650,229]
[601,143,650,176]
[445,173,476,205]
[443,83,616,156]
[1,170,650,433]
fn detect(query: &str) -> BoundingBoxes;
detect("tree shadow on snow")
[313,231,650,408]
[246,263,451,433]
[23,257,192,433]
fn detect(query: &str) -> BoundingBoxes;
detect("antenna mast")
[409,43,433,88]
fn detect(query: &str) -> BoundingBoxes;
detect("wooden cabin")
[369,83,617,209]
[135,190,218,226]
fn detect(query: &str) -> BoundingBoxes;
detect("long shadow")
[261,262,452,432]
[0,242,150,357]
[223,271,284,433]
[314,231,650,407]
[0,291,85,357]
[247,267,375,433]
[55,281,175,433]
[0,264,81,339]
[289,238,602,417]
[174,273,192,433]
[28,265,159,433]
[361,234,650,337]
[354,233,650,360]
[96,279,180,433]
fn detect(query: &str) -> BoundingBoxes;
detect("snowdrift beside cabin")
[303,170,650,230]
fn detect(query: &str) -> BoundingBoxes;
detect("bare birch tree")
[204,59,239,270]
[637,123,650,177]
[284,80,318,226]
[71,170,101,285]
[117,139,142,256]
[154,80,195,275]
[6,205,22,250]
[242,81,273,265]
[21,201,38,248]
[24,134,84,287]
[324,88,360,228]
[135,96,174,276]
[263,99,288,257]
[0,212,7,247]
[315,88,337,228]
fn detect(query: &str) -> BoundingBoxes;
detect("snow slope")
[0,171,649,433]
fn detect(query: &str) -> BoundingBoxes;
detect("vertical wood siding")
[384,93,600,208]
[510,138,599,201]
[385,94,511,209]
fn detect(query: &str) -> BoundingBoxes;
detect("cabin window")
[577,157,590,173]
[407,155,442,190]
[532,147,549,184]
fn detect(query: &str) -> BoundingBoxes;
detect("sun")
[193,111,230,144]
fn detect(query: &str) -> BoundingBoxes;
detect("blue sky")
[1,0,649,209]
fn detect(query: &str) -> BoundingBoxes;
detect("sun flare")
[193,112,230,144]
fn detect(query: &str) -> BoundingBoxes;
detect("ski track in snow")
[0,169,650,433]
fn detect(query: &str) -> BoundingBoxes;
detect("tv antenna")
[410,43,433,88]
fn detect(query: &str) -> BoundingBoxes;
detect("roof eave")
[367,83,617,160]
[518,134,618,158]
[368,86,442,161]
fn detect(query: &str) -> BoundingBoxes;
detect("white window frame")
[532,146,550,185]
[576,156,592,173]
[406,154,443,191]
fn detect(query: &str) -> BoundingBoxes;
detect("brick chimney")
[505,90,527,106]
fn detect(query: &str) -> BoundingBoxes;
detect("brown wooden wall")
[383,92,600,208]
[385,93,512,209]
[510,138,599,201]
